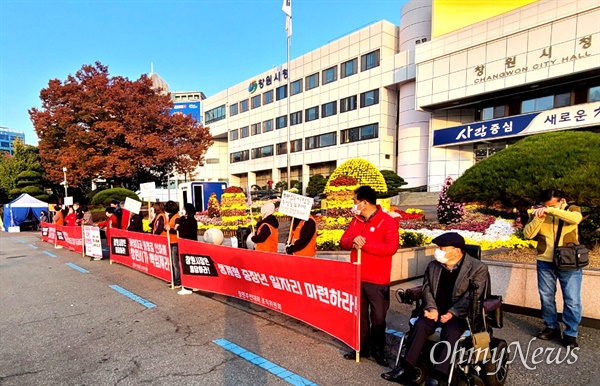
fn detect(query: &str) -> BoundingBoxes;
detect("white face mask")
[351,201,364,216]
[434,249,449,264]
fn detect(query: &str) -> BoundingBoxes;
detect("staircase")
[390,192,439,206]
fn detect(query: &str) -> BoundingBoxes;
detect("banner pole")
[287,216,294,245]
[356,247,361,363]
[167,213,175,289]
[81,224,85,257]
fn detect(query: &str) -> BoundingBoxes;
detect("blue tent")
[3,193,48,231]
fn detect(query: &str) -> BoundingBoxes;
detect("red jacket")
[65,212,77,227]
[98,214,119,239]
[340,206,399,284]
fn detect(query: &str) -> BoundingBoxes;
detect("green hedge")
[90,188,140,206]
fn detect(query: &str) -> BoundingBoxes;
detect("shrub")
[437,177,465,224]
[400,231,426,248]
[224,186,243,194]
[20,186,44,196]
[306,174,327,197]
[448,131,600,209]
[90,188,139,205]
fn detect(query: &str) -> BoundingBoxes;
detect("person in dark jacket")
[381,232,488,386]
[175,203,199,241]
[127,213,144,233]
[110,200,123,229]
[285,215,317,257]
[250,202,279,252]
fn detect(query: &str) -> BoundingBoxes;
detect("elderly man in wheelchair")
[381,232,509,386]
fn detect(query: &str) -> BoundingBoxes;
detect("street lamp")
[62,167,68,198]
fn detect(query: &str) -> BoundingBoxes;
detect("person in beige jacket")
[523,189,583,348]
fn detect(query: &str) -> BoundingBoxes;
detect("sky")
[0,0,408,145]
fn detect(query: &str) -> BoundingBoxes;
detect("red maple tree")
[29,62,213,190]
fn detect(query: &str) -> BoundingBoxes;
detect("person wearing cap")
[382,232,488,386]
[340,186,399,367]
[250,202,279,253]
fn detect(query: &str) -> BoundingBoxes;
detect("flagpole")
[286,29,291,190]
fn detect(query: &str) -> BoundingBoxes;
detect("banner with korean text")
[40,222,56,244]
[55,225,83,253]
[109,228,171,282]
[178,239,361,350]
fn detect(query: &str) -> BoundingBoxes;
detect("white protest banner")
[278,191,313,221]
[64,196,73,206]
[123,197,142,214]
[83,226,103,259]
[139,182,156,200]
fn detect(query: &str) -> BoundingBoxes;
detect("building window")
[322,101,337,117]
[240,126,249,138]
[251,145,274,159]
[305,106,319,122]
[230,103,238,116]
[361,50,380,71]
[276,85,287,101]
[521,95,554,113]
[341,58,357,78]
[341,123,379,144]
[306,73,319,90]
[360,89,379,107]
[251,123,261,135]
[240,99,249,112]
[251,95,261,109]
[322,66,337,85]
[230,150,249,163]
[263,119,273,132]
[229,129,239,141]
[276,115,287,129]
[276,139,303,155]
[479,105,505,121]
[554,92,571,108]
[590,86,600,102]
[263,90,274,104]
[340,95,357,113]
[290,111,303,126]
[306,132,337,150]
[291,79,303,96]
[205,105,226,124]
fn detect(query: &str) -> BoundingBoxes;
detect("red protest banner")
[109,228,172,282]
[178,239,361,350]
[40,222,56,244]
[55,225,83,253]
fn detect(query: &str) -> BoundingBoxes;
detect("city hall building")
[193,0,600,192]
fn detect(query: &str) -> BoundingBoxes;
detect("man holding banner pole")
[340,186,399,366]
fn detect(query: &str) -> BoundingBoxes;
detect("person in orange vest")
[285,215,317,257]
[164,201,181,287]
[53,205,65,226]
[250,202,279,253]
[150,202,167,235]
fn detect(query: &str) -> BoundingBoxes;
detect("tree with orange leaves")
[29,62,213,192]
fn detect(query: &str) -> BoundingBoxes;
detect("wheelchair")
[393,245,510,386]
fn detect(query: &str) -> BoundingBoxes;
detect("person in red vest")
[285,215,317,257]
[64,206,77,226]
[251,202,279,253]
[340,185,399,367]
[98,207,118,240]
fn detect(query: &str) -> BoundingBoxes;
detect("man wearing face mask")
[340,186,399,366]
[382,232,488,386]
[523,189,583,348]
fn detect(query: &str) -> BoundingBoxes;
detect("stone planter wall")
[484,260,600,320]
[317,245,436,283]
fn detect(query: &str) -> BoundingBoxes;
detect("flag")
[282,0,292,37]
